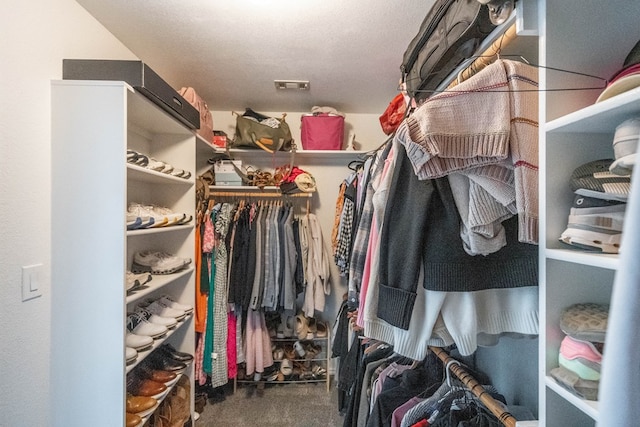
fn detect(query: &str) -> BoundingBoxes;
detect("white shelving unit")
[51,80,196,427]
[539,2,640,425]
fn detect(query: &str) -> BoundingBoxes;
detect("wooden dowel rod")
[429,346,517,427]
[209,191,311,198]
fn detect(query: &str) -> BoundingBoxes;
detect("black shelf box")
[62,59,200,130]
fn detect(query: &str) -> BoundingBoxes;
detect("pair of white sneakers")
[125,295,194,351]
[127,203,192,229]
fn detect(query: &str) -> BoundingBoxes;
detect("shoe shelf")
[544,249,619,271]
[125,267,195,305]
[545,375,599,421]
[51,80,197,425]
[127,224,194,237]
[127,163,195,186]
[126,313,193,374]
[540,3,640,423]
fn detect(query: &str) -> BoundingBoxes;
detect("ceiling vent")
[274,80,310,90]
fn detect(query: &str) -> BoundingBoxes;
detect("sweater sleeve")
[377,138,435,330]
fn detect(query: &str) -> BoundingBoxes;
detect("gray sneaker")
[559,195,626,253]
[131,251,191,275]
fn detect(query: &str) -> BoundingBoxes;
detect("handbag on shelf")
[178,87,214,142]
[300,109,345,150]
[230,108,294,153]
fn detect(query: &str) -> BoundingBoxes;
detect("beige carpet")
[195,379,343,427]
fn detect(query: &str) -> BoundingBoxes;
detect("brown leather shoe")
[126,412,142,427]
[138,364,177,383]
[126,395,157,413]
[132,378,167,397]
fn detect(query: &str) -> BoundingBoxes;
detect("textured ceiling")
[75,0,434,114]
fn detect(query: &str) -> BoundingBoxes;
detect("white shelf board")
[125,267,195,305]
[546,86,640,134]
[127,163,195,185]
[226,148,368,158]
[544,248,619,270]
[545,376,599,420]
[127,224,194,237]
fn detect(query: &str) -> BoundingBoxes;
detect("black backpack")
[401,0,497,102]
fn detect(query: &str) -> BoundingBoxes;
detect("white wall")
[0,1,135,425]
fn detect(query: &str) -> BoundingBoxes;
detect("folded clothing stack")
[551,303,608,400]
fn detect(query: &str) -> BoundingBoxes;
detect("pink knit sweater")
[403,59,539,244]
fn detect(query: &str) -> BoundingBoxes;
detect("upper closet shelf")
[546,86,640,134]
[195,135,368,159]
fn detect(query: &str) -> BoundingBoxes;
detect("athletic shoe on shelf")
[559,194,626,253]
[140,300,187,321]
[133,307,178,330]
[127,203,162,224]
[177,214,193,225]
[157,295,193,314]
[570,158,631,202]
[126,346,138,365]
[150,205,187,224]
[126,271,152,293]
[126,332,154,352]
[131,251,191,275]
[145,158,174,174]
[126,312,168,339]
[127,217,143,231]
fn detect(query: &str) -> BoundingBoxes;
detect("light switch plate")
[22,264,43,301]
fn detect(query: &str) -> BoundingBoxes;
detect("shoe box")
[62,59,200,130]
[213,160,243,186]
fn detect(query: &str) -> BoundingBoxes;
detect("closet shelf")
[127,224,194,237]
[226,148,368,158]
[545,86,640,134]
[545,376,598,420]
[125,267,195,305]
[127,163,195,186]
[125,313,193,374]
[544,249,619,271]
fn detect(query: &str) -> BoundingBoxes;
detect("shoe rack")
[539,1,640,426]
[235,328,331,393]
[51,80,196,426]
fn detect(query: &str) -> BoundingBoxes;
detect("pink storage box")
[301,113,345,150]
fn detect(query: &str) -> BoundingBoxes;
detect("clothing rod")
[209,191,312,199]
[447,23,517,89]
[429,346,517,427]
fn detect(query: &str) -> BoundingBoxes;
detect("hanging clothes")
[209,203,233,388]
[301,213,332,317]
